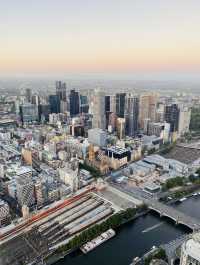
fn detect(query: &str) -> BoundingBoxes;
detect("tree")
[164,177,185,190]
[190,107,200,132]
[56,207,141,254]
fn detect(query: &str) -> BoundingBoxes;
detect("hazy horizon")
[1,1,200,77]
[1,72,200,82]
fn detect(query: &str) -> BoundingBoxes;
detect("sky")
[1,0,200,78]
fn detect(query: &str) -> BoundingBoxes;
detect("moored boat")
[80,229,116,254]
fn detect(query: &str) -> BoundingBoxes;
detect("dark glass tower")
[116,93,126,118]
[105,96,111,128]
[165,104,179,132]
[80,95,89,113]
[125,95,139,136]
[69,89,80,116]
[49,95,60,113]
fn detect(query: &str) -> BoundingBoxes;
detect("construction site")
[0,187,115,265]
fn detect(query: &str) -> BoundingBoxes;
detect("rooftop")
[106,146,128,154]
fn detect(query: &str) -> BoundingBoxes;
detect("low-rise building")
[59,162,79,192]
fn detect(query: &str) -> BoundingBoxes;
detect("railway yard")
[0,188,115,265]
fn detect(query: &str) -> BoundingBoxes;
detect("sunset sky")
[1,0,200,76]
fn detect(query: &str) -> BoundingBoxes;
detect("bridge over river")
[147,200,200,231]
[109,183,200,231]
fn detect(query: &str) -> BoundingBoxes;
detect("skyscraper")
[49,95,60,113]
[116,93,126,118]
[105,95,111,129]
[38,104,50,122]
[139,93,158,129]
[56,81,67,101]
[80,95,89,113]
[116,117,126,139]
[19,103,39,123]
[165,103,180,133]
[69,89,80,116]
[31,95,40,106]
[108,112,117,132]
[110,95,116,113]
[25,88,32,103]
[125,94,139,137]
[91,89,106,130]
[178,107,191,136]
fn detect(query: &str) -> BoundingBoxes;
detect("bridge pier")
[148,204,200,231]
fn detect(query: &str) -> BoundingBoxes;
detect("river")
[55,196,200,265]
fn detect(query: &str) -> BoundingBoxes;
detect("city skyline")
[2,2,200,265]
[1,0,200,78]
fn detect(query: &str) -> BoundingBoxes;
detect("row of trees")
[56,206,146,254]
[159,142,176,155]
[190,107,200,132]
[160,168,200,201]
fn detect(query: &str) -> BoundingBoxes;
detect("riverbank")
[54,212,187,265]
[45,195,200,265]
[45,206,148,265]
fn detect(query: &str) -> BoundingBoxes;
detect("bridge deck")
[147,201,200,230]
[109,183,200,231]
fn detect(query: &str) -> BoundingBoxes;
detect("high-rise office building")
[34,180,47,208]
[49,95,60,113]
[19,103,39,123]
[139,93,158,129]
[149,93,158,122]
[105,96,110,113]
[116,117,126,139]
[31,95,40,106]
[60,100,68,113]
[56,81,67,101]
[164,103,180,133]
[91,89,106,130]
[156,102,165,122]
[105,95,111,128]
[16,176,35,207]
[110,95,116,113]
[116,93,126,118]
[80,95,89,113]
[125,94,139,136]
[146,121,170,142]
[108,112,117,132]
[38,104,50,122]
[25,88,32,103]
[178,107,191,136]
[69,89,80,116]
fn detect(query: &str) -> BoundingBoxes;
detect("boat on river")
[80,229,116,254]
[179,197,187,202]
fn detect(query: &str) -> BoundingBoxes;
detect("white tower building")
[180,233,200,265]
